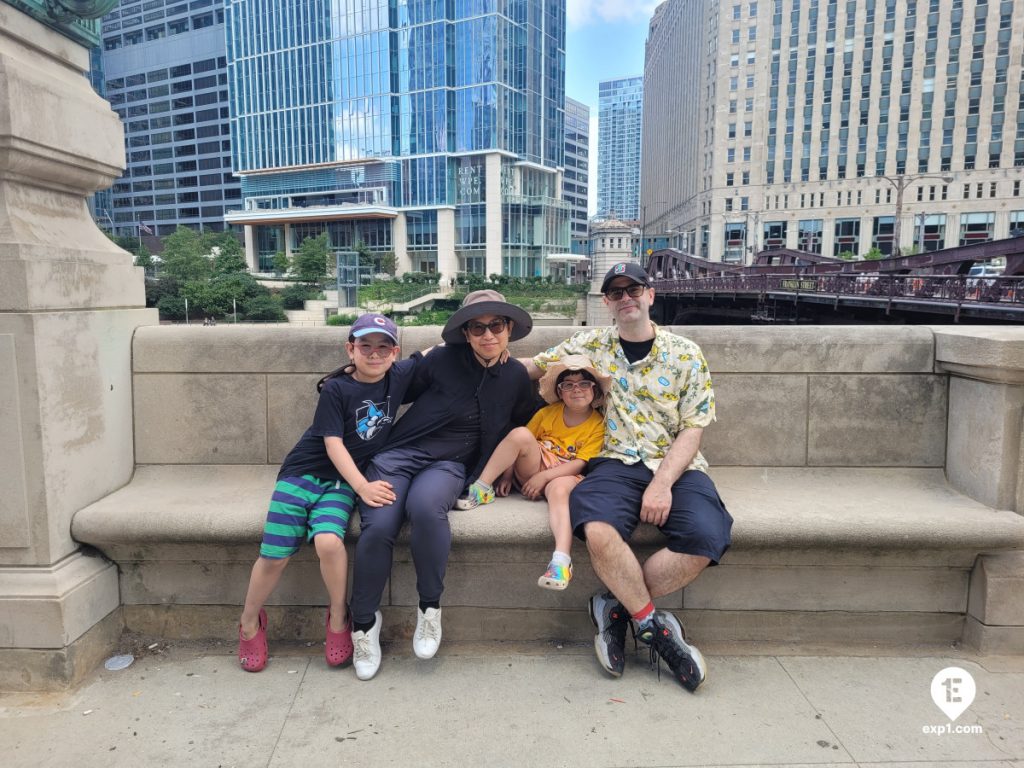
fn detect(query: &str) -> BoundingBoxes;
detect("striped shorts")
[259,475,355,559]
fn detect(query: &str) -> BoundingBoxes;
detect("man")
[525,262,732,692]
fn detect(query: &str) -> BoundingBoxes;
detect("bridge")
[647,236,1024,324]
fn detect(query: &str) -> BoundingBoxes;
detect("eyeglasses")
[604,284,648,301]
[557,380,597,393]
[353,342,395,358]
[465,318,508,337]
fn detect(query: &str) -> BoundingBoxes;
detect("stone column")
[436,207,457,285]
[0,5,157,689]
[392,212,411,275]
[934,327,1024,654]
[485,153,503,277]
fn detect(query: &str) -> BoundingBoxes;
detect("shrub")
[156,294,188,322]
[280,283,319,309]
[244,294,287,323]
[326,313,360,327]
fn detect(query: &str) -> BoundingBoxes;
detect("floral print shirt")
[532,324,715,474]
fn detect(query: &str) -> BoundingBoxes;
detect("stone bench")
[71,325,1024,653]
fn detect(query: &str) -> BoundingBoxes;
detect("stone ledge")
[72,465,1024,553]
[934,326,1024,384]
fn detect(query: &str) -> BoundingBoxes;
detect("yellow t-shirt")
[525,402,605,463]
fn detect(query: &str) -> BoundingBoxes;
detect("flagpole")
[136,219,142,253]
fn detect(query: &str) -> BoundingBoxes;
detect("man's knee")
[584,520,622,550]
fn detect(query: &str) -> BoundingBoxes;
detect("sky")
[564,1,661,215]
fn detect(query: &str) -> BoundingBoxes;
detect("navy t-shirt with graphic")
[277,354,420,481]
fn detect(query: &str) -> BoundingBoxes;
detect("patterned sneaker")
[588,591,629,677]
[537,560,572,590]
[637,610,707,692]
[454,481,495,510]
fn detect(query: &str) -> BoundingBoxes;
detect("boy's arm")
[324,436,396,507]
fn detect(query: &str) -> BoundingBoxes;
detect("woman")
[348,289,538,680]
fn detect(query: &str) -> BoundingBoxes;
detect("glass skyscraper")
[597,75,643,221]
[563,96,591,251]
[225,0,569,278]
[97,0,242,237]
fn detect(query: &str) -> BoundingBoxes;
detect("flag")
[139,222,153,235]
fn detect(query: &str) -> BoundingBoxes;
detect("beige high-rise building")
[641,0,1024,264]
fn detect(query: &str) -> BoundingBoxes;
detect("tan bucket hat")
[538,354,613,404]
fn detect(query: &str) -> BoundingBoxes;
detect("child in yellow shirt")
[456,355,609,590]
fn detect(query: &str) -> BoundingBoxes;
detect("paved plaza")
[2,639,1022,768]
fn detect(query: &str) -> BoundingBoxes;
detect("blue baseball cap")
[349,313,399,343]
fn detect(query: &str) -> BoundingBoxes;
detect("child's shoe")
[537,560,572,590]
[454,481,495,510]
[238,608,268,672]
[325,608,353,667]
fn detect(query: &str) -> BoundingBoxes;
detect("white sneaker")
[352,610,382,681]
[413,607,442,659]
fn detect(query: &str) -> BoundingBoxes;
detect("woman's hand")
[357,479,396,508]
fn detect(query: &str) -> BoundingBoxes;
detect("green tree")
[293,233,330,285]
[204,231,248,274]
[864,247,884,261]
[160,226,211,282]
[838,250,856,261]
[378,251,397,275]
[134,244,153,270]
[272,251,290,276]
[244,294,287,323]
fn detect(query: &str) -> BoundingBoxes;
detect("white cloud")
[567,0,661,27]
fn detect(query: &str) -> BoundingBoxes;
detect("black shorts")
[568,458,733,564]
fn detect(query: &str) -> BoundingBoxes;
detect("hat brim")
[538,360,613,404]
[441,301,533,344]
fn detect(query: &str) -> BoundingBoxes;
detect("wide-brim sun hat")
[538,354,613,404]
[441,289,533,344]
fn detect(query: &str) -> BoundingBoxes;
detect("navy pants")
[349,445,466,625]
[569,459,733,564]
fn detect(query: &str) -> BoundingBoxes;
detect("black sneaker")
[589,591,630,677]
[637,610,707,692]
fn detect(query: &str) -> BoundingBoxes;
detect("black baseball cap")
[600,262,653,294]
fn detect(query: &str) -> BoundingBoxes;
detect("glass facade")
[226,0,568,275]
[598,76,643,220]
[97,0,242,236]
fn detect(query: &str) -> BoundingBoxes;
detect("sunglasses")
[353,341,395,358]
[557,380,597,393]
[605,284,648,301]
[465,318,509,337]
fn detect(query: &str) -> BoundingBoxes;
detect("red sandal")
[325,609,353,667]
[238,608,268,672]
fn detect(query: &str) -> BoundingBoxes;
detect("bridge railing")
[657,273,1024,306]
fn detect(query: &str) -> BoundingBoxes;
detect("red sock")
[631,602,655,624]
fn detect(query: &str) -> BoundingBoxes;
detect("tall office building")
[224,0,569,279]
[564,96,591,252]
[597,76,643,221]
[97,0,241,237]
[642,0,1024,263]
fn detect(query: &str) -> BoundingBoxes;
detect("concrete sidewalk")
[1,639,1022,768]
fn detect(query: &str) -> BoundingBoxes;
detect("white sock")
[551,551,571,567]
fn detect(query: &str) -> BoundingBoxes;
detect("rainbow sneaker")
[537,560,572,590]
[454,481,495,510]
